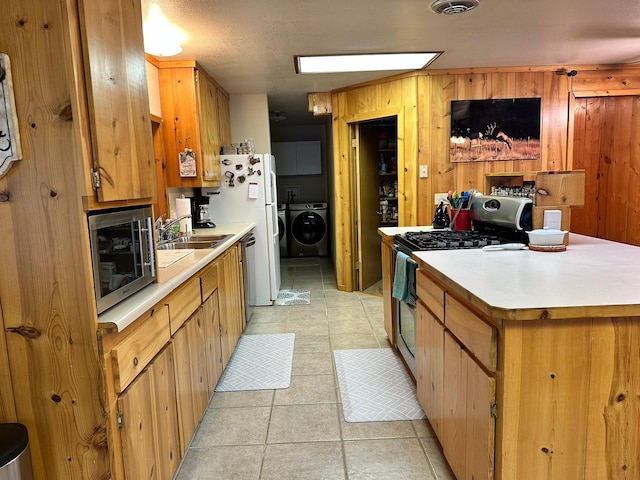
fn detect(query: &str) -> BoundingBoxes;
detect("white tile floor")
[174,256,456,480]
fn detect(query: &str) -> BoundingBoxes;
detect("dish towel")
[392,251,416,302]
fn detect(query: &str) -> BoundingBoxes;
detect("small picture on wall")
[450,98,541,162]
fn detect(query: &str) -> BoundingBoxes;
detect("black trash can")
[0,424,34,480]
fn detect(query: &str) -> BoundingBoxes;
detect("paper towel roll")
[175,198,192,233]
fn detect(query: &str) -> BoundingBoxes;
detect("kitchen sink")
[157,234,232,250]
[157,240,217,250]
[185,234,232,242]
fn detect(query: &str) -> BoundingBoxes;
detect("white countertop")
[413,233,640,319]
[98,222,254,332]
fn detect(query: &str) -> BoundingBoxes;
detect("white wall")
[229,94,272,154]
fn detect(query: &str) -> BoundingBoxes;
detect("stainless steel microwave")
[88,206,156,314]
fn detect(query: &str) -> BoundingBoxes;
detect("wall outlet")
[434,192,448,205]
[286,186,299,200]
[419,165,429,178]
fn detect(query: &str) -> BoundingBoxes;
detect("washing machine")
[278,204,288,257]
[289,203,329,257]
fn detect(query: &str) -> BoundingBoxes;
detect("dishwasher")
[240,231,256,321]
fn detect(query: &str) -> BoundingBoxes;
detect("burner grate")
[395,230,503,252]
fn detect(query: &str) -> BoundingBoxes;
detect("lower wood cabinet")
[442,331,496,480]
[416,272,496,480]
[173,307,209,455]
[102,241,247,480]
[118,343,181,480]
[202,285,223,397]
[416,300,444,440]
[218,244,245,368]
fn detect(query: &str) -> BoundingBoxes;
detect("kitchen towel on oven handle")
[392,251,417,302]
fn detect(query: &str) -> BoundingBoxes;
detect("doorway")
[354,117,398,291]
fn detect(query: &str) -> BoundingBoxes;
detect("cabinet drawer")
[200,262,219,301]
[417,269,445,320]
[111,305,170,393]
[445,296,497,371]
[167,276,201,334]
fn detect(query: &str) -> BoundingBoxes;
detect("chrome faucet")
[156,214,192,242]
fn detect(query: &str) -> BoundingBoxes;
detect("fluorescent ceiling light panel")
[296,53,440,73]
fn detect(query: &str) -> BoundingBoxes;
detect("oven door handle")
[392,245,418,265]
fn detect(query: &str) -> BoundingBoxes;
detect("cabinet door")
[218,244,245,367]
[202,291,223,396]
[197,70,222,186]
[118,344,180,480]
[296,141,322,175]
[416,301,444,441]
[272,142,298,175]
[158,66,201,188]
[216,88,232,147]
[80,0,155,203]
[443,331,468,480]
[173,307,209,454]
[465,358,496,480]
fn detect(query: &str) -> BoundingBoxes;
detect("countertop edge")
[97,222,254,332]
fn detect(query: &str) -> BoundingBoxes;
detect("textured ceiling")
[142,0,640,126]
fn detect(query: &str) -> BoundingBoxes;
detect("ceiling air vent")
[430,0,480,14]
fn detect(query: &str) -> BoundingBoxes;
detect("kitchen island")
[397,232,640,480]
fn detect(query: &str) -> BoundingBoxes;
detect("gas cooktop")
[394,230,503,252]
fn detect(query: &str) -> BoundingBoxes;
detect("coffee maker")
[191,196,216,228]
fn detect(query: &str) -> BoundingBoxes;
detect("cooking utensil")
[482,243,526,251]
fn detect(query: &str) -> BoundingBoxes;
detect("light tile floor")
[174,256,456,480]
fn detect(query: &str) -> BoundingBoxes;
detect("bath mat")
[275,289,310,305]
[216,333,295,391]
[333,348,426,423]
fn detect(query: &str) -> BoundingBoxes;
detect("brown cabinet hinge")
[491,403,498,418]
[91,168,101,190]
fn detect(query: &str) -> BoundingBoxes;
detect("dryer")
[278,204,288,257]
[289,203,328,257]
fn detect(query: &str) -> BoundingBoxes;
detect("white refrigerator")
[207,153,281,306]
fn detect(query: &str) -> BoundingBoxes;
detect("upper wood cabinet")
[157,61,231,188]
[79,0,156,205]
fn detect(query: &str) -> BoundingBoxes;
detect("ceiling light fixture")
[143,5,186,57]
[430,0,480,15]
[295,52,441,74]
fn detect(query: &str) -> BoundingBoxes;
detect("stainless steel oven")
[88,206,156,314]
[392,245,418,379]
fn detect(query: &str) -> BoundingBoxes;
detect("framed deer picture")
[449,98,541,162]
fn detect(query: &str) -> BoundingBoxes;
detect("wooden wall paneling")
[604,97,633,243]
[400,77,418,226]
[541,72,570,171]
[597,98,615,240]
[417,76,432,225]
[426,75,457,221]
[627,97,640,245]
[0,304,16,421]
[571,98,601,236]
[1,0,109,478]
[513,71,546,173]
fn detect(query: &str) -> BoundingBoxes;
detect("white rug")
[215,333,295,391]
[275,289,310,305]
[333,348,426,423]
